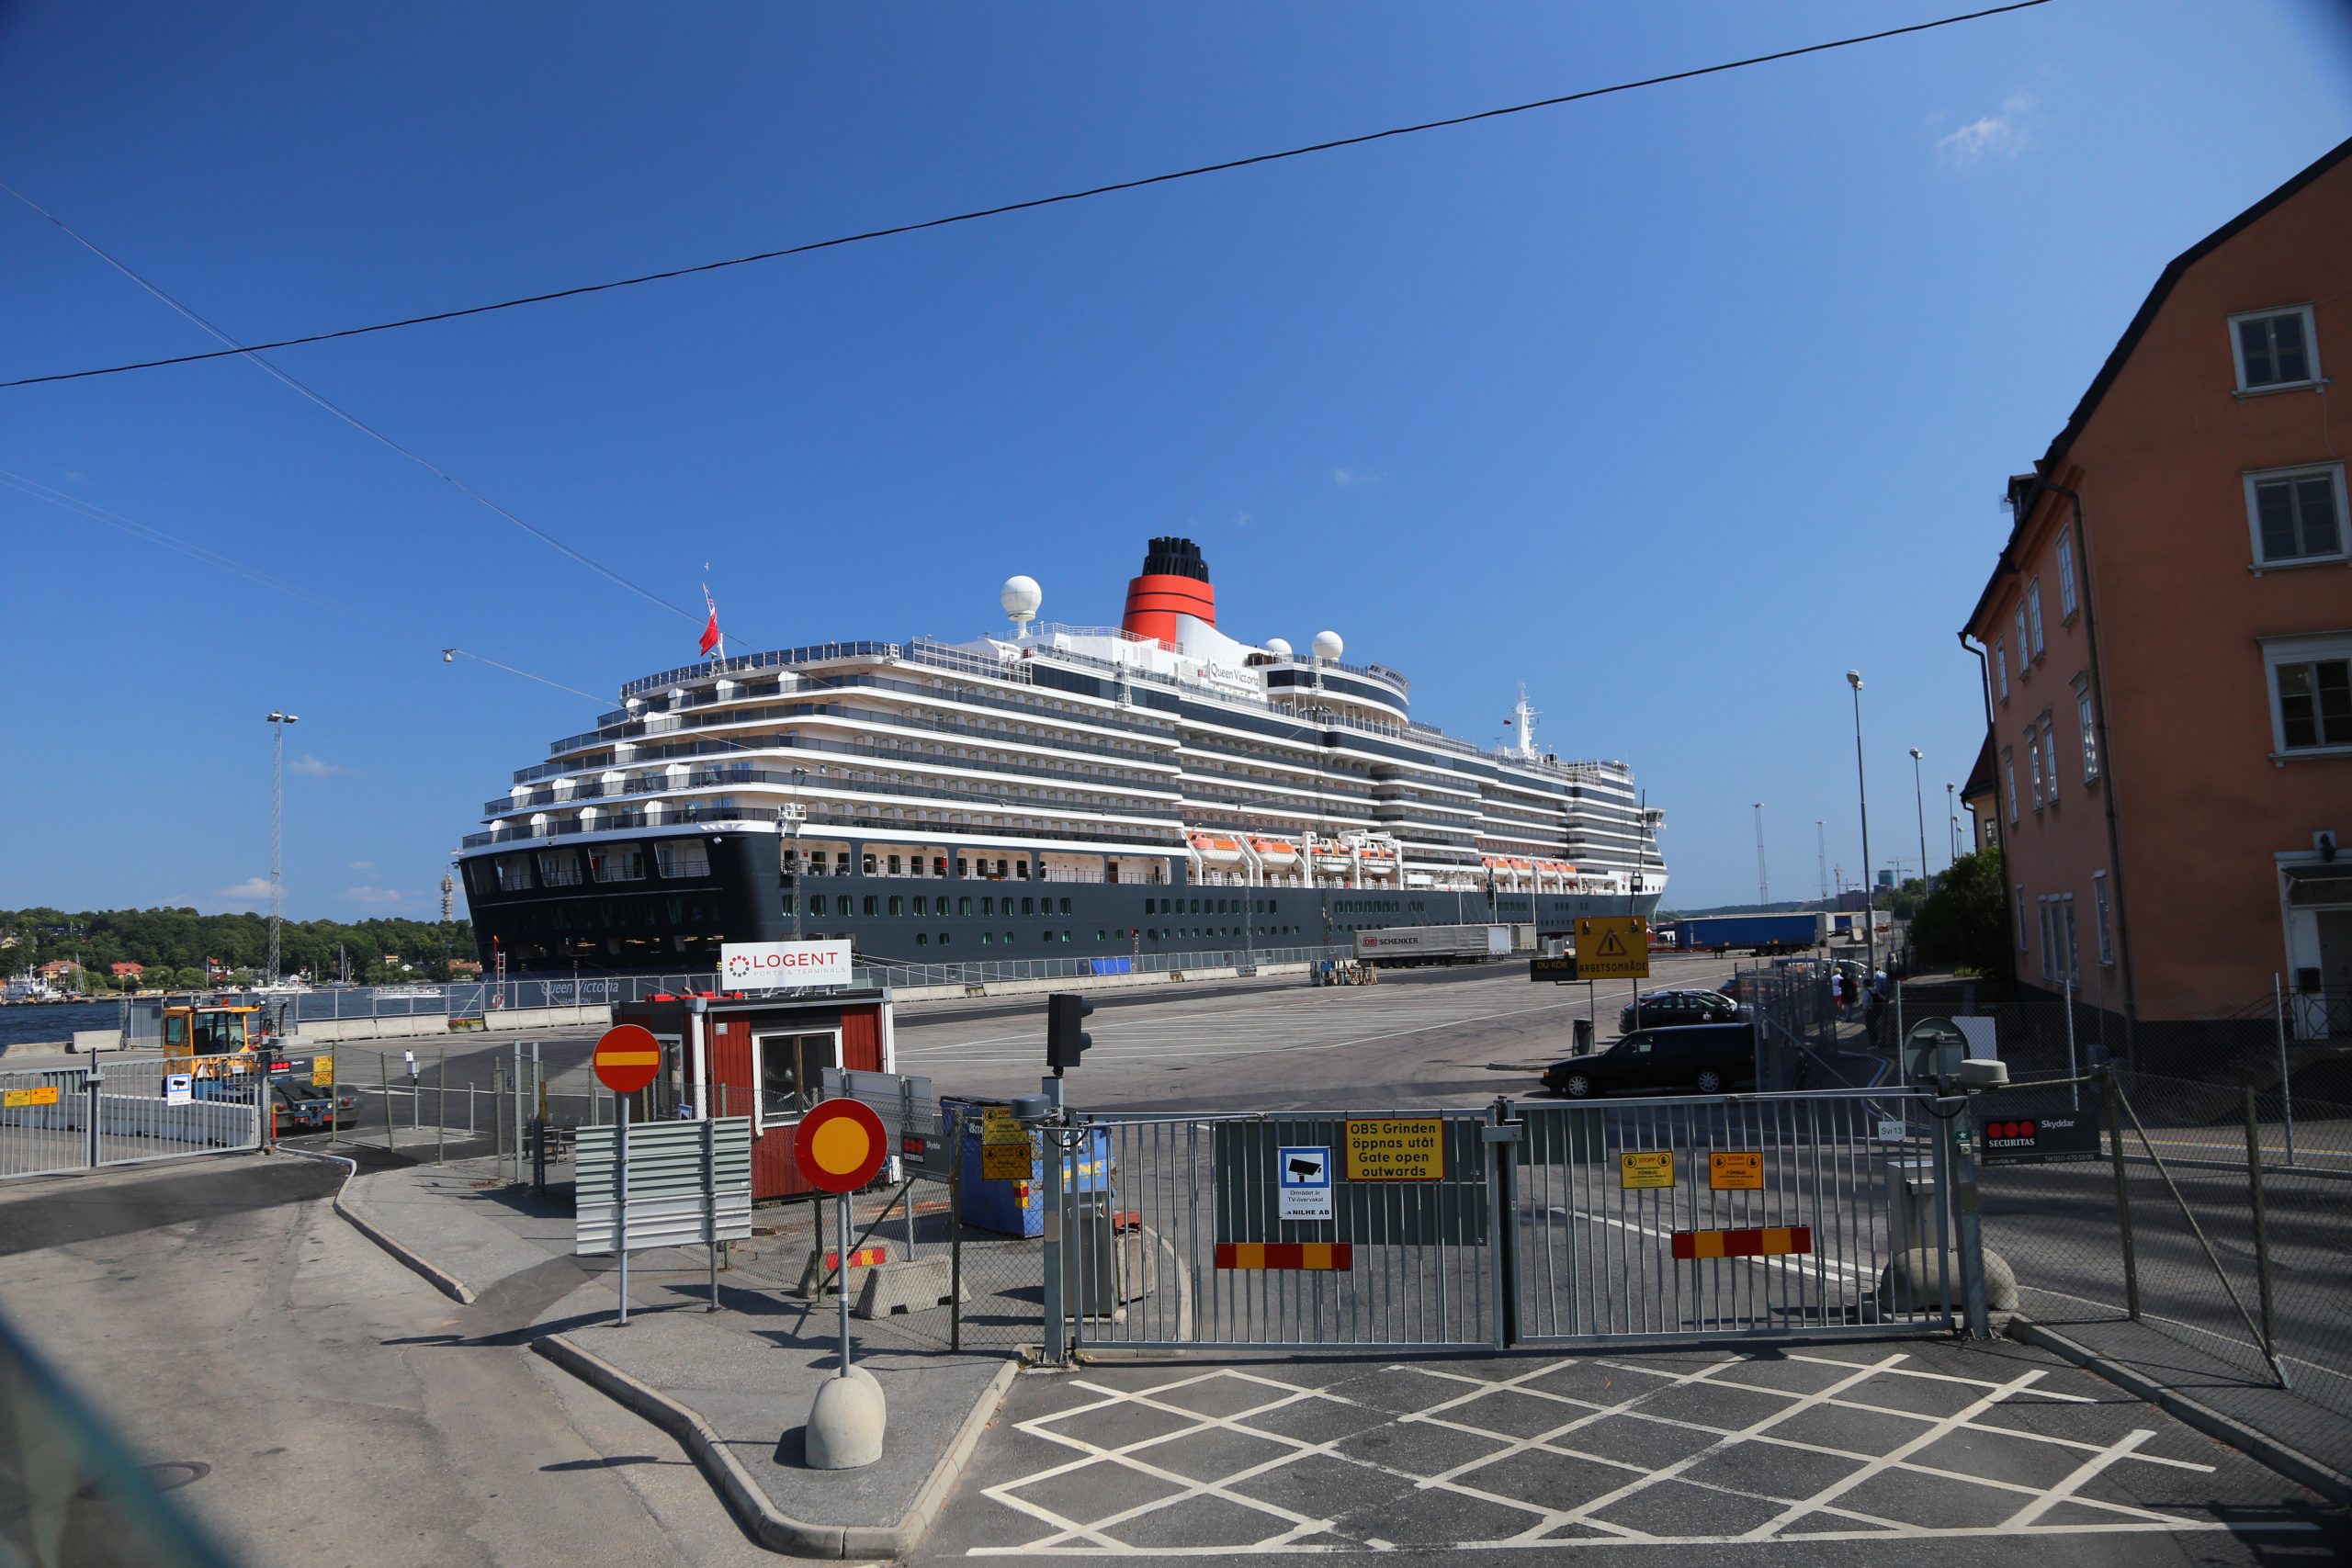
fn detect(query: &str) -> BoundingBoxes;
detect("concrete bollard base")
[1875,1246,2019,1315]
[803,1365,887,1471]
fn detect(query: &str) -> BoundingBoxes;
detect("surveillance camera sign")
[1277,1145,1333,1221]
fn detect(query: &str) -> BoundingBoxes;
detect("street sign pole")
[837,1190,853,1378]
[616,1092,629,1325]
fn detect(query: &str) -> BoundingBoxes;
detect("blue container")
[944,1099,1112,1237]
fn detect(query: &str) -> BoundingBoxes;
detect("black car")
[1541,1022,1758,1099]
[1617,989,1739,1033]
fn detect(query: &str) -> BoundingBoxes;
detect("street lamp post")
[1846,673,1876,986]
[266,710,300,986]
[1946,782,1959,862]
[1909,748,1928,886]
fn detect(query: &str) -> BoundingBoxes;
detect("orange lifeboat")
[1188,833,1244,867]
[1250,836,1300,868]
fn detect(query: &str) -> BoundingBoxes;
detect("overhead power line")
[1,182,704,627]
[2,1,2051,390]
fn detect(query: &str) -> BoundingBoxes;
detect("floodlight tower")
[1752,803,1770,906]
[266,710,300,984]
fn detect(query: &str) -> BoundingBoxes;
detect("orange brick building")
[1962,138,2351,1050]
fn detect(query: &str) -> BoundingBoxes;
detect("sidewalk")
[335,1155,1020,1558]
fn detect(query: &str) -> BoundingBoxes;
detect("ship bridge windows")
[537,851,582,887]
[493,853,535,892]
[656,840,710,878]
[589,845,645,883]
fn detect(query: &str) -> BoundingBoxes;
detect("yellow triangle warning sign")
[1573,917,1651,979]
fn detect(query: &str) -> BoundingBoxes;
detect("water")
[0,1002,121,1052]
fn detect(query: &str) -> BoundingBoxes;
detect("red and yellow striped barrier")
[822,1247,889,1270]
[1213,1243,1353,1271]
[1671,1226,1813,1260]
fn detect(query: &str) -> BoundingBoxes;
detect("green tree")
[1910,848,2010,977]
[173,966,209,989]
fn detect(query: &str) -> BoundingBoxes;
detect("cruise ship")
[455,538,1665,975]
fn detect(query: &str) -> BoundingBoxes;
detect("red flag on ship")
[698,584,722,656]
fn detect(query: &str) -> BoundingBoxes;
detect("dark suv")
[1541,1022,1758,1099]
[1618,989,1739,1033]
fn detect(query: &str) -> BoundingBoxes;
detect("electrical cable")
[0,183,703,627]
[1,1,2052,390]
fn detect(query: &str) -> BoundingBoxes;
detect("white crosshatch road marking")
[965,1348,2318,1556]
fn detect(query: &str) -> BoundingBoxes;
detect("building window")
[2074,680,2098,782]
[2026,580,2045,660]
[1996,640,2009,704]
[2014,607,2029,671]
[2092,872,2115,967]
[2231,305,2318,391]
[2245,466,2347,566]
[2265,637,2352,754]
[655,840,710,878]
[2055,528,2078,619]
[2026,729,2043,811]
[862,895,878,917]
[2041,715,2059,803]
[2015,886,2028,952]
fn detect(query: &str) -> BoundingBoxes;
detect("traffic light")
[1046,993,1093,1076]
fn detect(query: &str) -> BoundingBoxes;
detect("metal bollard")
[2104,1069,2139,1320]
[2245,1087,2281,1380]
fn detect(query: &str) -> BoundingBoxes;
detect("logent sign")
[719,939,854,988]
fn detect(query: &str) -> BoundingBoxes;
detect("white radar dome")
[1001,575,1043,624]
[1311,630,1345,661]
[1263,637,1294,659]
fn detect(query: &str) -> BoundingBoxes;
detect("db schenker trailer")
[1353,924,1516,966]
[1668,912,1830,955]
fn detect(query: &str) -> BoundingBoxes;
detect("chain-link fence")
[1974,1066,2352,1480]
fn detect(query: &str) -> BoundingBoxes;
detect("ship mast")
[1511,682,1540,761]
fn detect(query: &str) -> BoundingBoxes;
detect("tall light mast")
[1752,803,1770,906]
[266,710,300,984]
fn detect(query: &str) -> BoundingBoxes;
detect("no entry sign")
[593,1024,662,1096]
[795,1098,888,1193]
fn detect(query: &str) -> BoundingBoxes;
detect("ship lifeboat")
[1361,849,1398,878]
[1250,836,1301,868]
[1188,833,1244,867]
[1310,840,1353,873]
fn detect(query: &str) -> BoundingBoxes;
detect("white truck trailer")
[1353,924,1514,966]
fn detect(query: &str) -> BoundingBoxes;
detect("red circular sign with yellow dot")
[793,1098,888,1193]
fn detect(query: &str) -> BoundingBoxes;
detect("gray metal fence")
[1509,1088,1954,1343]
[0,1057,263,1181]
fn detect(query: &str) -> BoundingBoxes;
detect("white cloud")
[348,860,375,870]
[1331,468,1387,487]
[287,754,349,776]
[218,877,276,901]
[345,886,404,905]
[1936,89,2037,167]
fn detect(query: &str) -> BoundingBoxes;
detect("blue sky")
[4,1,2347,919]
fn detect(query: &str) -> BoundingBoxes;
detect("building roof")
[1961,736,1996,802]
[1966,133,2352,633]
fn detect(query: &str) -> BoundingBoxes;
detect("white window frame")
[748,1027,843,1137]
[2003,749,2018,824]
[1996,639,2008,704]
[2092,871,2115,967]
[2073,675,2098,783]
[2260,631,2352,759]
[2244,463,2349,569]
[2055,527,2078,619]
[2041,714,2059,803]
[2026,579,2046,660]
[2027,728,2044,811]
[2229,303,2320,393]
[2014,606,2030,673]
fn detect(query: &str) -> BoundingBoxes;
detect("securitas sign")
[719,940,853,989]
[1979,1111,2102,1166]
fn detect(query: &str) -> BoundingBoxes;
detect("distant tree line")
[2,906,477,989]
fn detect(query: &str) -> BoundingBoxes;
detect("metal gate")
[0,1058,263,1182]
[1508,1087,1956,1343]
[1051,1089,1966,1357]
[1069,1110,1504,1353]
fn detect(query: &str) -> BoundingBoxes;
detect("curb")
[534,1333,1017,1559]
[280,1145,478,1305]
[2008,1316,2352,1508]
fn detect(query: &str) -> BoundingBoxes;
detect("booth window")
[752,1031,840,1134]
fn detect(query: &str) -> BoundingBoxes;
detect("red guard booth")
[610,987,893,1202]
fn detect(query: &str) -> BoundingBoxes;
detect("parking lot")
[919,1338,2346,1562]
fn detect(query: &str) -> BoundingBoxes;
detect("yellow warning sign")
[311,1055,334,1088]
[1575,917,1651,980]
[981,1139,1033,1180]
[2,1086,61,1109]
[1709,1151,1764,1190]
[1344,1118,1446,1181]
[1620,1150,1675,1190]
[981,1108,1027,1145]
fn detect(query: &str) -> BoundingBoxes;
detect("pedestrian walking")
[1829,969,1845,1017]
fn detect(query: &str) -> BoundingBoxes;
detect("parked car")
[1541,1022,1758,1100]
[1618,989,1739,1033]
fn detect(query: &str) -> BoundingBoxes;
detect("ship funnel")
[1120,536,1216,647]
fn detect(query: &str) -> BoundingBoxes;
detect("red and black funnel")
[1120,536,1216,647]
